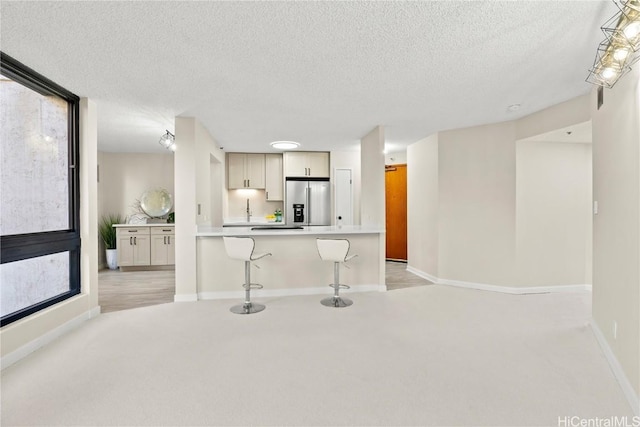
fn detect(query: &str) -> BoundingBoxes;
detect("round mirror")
[140,189,173,218]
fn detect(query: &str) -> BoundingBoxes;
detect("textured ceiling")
[0,1,615,154]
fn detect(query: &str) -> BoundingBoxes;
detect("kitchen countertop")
[113,223,174,227]
[197,225,385,237]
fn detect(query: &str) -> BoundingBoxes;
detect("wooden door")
[385,164,407,260]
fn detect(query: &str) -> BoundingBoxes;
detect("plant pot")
[105,249,118,270]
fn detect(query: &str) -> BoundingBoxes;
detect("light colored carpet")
[1,286,633,426]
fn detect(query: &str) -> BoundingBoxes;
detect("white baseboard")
[590,319,640,415]
[406,266,439,284]
[174,294,198,302]
[406,266,591,295]
[1,307,99,371]
[199,284,382,301]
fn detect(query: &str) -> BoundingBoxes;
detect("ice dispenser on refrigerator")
[286,178,331,226]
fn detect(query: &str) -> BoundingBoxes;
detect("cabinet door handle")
[266,191,269,200]
[168,236,171,244]
[248,179,250,187]
[164,236,166,245]
[130,236,132,245]
[134,236,137,245]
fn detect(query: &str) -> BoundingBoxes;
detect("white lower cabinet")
[117,227,151,266]
[116,225,174,268]
[150,227,175,265]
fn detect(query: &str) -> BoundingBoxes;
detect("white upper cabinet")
[284,152,329,178]
[227,153,265,189]
[265,154,284,201]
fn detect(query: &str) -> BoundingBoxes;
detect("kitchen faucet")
[246,198,251,222]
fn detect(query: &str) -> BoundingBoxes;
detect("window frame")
[0,52,81,327]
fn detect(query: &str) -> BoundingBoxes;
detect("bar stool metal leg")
[321,261,353,308]
[230,260,266,314]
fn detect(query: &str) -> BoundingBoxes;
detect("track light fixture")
[587,0,640,88]
[159,130,175,151]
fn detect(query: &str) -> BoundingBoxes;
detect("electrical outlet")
[613,321,617,340]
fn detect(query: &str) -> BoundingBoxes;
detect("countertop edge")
[196,226,385,237]
[113,223,175,227]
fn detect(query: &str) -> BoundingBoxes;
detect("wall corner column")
[174,117,198,301]
[359,126,386,288]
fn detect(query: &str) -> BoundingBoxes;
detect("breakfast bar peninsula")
[196,225,386,300]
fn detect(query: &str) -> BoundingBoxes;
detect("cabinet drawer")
[116,227,150,235]
[151,227,175,235]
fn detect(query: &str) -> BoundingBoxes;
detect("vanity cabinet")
[150,227,175,265]
[227,153,265,189]
[115,225,175,269]
[284,152,329,178]
[116,226,151,267]
[265,153,284,201]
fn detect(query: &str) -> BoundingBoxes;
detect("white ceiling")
[0,1,615,154]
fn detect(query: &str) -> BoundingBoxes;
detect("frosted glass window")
[1,53,80,327]
[0,74,70,235]
[0,252,70,317]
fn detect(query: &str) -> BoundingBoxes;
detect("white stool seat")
[316,238,357,308]
[316,238,357,263]
[224,236,271,261]
[223,237,271,314]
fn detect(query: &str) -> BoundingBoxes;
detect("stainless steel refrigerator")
[285,178,331,226]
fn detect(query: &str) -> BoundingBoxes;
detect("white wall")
[98,152,174,220]
[592,67,640,409]
[385,150,407,165]
[516,140,592,286]
[438,122,517,286]
[174,117,224,301]
[408,95,592,289]
[360,126,385,227]
[1,98,99,363]
[195,123,225,227]
[407,134,438,276]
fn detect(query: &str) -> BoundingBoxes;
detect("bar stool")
[316,238,357,308]
[223,236,272,314]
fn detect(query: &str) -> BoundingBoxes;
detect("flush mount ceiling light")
[270,141,300,150]
[587,0,640,88]
[159,130,175,151]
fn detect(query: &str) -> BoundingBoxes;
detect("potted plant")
[99,213,123,270]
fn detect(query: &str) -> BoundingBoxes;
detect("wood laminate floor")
[385,260,433,290]
[98,268,175,313]
[98,261,431,313]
